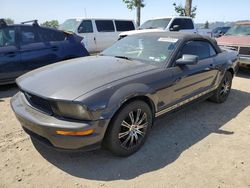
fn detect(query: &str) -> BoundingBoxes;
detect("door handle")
[4,52,16,57]
[204,64,215,71]
[52,46,59,51]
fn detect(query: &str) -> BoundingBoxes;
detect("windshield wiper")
[114,56,132,60]
[145,27,155,29]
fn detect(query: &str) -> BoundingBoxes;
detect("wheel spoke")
[118,131,130,139]
[135,129,145,136]
[121,120,131,129]
[137,112,147,125]
[137,122,148,129]
[135,109,141,124]
[121,133,132,146]
[129,111,135,124]
[129,134,134,147]
[134,132,139,144]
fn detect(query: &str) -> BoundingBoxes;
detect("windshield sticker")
[158,37,179,43]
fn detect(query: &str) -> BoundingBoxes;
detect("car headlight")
[53,101,91,120]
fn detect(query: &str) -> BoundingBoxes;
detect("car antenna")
[21,20,39,26]
[0,19,8,28]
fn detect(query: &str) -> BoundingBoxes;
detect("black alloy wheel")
[104,100,153,157]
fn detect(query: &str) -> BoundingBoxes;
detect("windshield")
[226,24,250,36]
[101,35,179,66]
[59,19,80,32]
[139,18,171,30]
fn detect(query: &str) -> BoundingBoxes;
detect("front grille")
[222,45,239,51]
[239,47,250,55]
[23,92,53,115]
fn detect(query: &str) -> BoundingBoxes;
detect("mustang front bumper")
[11,92,110,151]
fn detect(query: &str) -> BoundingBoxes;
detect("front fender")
[101,83,158,120]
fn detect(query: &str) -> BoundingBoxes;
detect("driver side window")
[180,40,217,60]
[78,20,93,33]
[170,19,182,30]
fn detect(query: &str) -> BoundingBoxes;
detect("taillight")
[81,39,85,47]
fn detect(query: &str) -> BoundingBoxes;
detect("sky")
[1,0,250,24]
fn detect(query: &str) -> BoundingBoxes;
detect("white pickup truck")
[119,16,212,39]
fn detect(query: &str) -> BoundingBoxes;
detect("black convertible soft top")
[130,31,222,53]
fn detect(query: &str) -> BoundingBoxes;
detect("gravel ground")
[0,69,250,188]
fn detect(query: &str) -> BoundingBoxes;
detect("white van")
[59,18,135,53]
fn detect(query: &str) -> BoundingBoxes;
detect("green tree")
[4,18,14,24]
[204,21,209,29]
[173,0,197,18]
[41,20,59,29]
[123,0,145,27]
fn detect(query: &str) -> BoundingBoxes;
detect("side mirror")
[176,54,199,66]
[78,26,84,33]
[218,31,224,37]
[170,25,181,31]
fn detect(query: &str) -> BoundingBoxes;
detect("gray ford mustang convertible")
[11,32,238,156]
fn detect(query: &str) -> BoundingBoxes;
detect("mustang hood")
[216,35,250,47]
[17,56,157,100]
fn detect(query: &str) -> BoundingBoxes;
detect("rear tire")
[209,71,233,103]
[104,100,153,157]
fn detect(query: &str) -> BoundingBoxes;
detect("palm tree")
[173,0,196,18]
[123,0,145,27]
[136,0,142,27]
[185,0,192,17]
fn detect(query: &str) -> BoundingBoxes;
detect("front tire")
[209,71,233,103]
[104,100,153,157]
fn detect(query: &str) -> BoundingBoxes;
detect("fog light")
[56,129,94,136]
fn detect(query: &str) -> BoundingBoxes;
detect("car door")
[0,26,21,82]
[77,20,96,53]
[20,26,57,71]
[169,40,219,105]
[38,27,67,61]
[95,20,117,52]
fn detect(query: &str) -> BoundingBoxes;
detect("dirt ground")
[0,69,250,188]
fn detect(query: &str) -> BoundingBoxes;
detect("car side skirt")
[155,86,218,117]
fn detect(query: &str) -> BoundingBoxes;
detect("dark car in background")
[212,26,231,38]
[0,19,89,85]
[11,32,238,156]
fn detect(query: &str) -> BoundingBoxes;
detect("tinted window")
[0,27,16,47]
[38,28,65,42]
[115,21,135,31]
[20,27,40,44]
[209,44,217,56]
[181,41,216,60]
[170,19,182,29]
[171,19,194,30]
[78,20,93,33]
[95,20,115,32]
